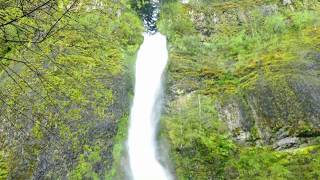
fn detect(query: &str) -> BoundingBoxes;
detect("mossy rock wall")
[159,0,320,179]
[0,0,143,178]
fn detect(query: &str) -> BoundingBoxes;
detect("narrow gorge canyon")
[0,0,319,179]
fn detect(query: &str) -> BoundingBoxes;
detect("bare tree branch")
[0,0,52,27]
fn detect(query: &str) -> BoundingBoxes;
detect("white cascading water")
[127,32,171,180]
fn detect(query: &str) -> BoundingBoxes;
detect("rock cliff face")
[216,51,320,147]
[0,0,143,179]
[159,0,320,179]
[1,0,320,178]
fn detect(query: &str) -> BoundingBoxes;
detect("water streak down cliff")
[127,32,170,180]
[127,0,172,178]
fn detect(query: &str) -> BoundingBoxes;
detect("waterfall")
[127,0,171,178]
[127,32,171,180]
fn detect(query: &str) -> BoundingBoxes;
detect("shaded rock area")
[216,52,320,149]
[273,137,299,150]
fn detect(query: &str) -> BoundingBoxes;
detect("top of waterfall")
[141,0,160,34]
[181,0,189,4]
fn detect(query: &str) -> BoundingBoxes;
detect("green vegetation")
[161,95,235,178]
[162,94,320,179]
[159,0,320,95]
[1,0,320,178]
[159,0,320,179]
[69,145,101,179]
[106,115,129,180]
[0,0,143,178]
[0,151,8,180]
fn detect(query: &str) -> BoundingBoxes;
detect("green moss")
[162,94,236,178]
[105,115,129,180]
[0,151,8,180]
[160,0,320,96]
[0,0,143,178]
[159,0,320,179]
[162,94,320,179]
[68,153,100,180]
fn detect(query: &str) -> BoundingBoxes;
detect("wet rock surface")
[216,54,320,149]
